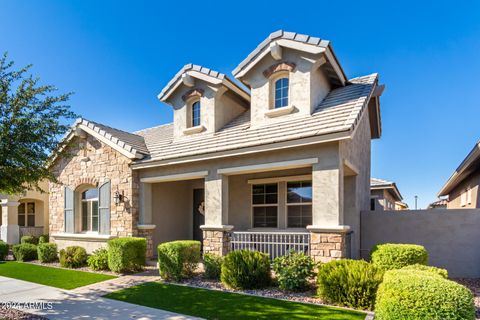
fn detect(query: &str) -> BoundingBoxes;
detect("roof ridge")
[134,122,174,134]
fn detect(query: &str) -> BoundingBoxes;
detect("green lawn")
[0,261,116,289]
[105,282,366,320]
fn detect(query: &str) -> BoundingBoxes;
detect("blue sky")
[1,0,479,208]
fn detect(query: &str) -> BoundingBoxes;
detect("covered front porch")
[137,154,360,262]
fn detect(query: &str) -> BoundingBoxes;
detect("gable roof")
[371,177,403,201]
[157,64,250,103]
[133,73,378,168]
[438,141,480,196]
[232,30,347,87]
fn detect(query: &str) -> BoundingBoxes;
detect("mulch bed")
[0,309,47,320]
[454,278,480,319]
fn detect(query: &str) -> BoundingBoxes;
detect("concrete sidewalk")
[0,276,200,319]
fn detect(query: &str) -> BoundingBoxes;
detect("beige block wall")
[447,170,480,209]
[49,135,139,249]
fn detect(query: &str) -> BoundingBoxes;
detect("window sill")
[183,125,205,135]
[51,233,116,241]
[265,105,294,118]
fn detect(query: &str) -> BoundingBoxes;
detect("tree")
[0,53,77,195]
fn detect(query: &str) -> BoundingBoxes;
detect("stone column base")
[201,225,233,256]
[0,224,19,244]
[136,224,156,259]
[308,228,351,263]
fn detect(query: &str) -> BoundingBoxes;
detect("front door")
[193,188,205,245]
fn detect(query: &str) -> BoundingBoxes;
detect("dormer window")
[192,101,201,127]
[274,77,289,108]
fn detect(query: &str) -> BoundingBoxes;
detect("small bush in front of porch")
[38,234,49,244]
[157,240,201,280]
[317,259,384,310]
[370,243,428,270]
[0,240,9,260]
[108,237,146,273]
[272,250,316,292]
[221,250,271,290]
[203,253,223,279]
[59,246,87,268]
[37,243,58,263]
[401,263,448,279]
[375,269,474,319]
[87,248,109,271]
[12,243,37,262]
[20,235,38,245]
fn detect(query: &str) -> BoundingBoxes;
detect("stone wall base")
[202,230,231,256]
[309,231,351,263]
[136,228,155,259]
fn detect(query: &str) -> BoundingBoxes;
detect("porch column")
[308,157,350,263]
[138,182,155,259]
[201,172,232,256]
[1,200,20,244]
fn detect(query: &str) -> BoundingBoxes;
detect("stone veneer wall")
[309,231,349,263]
[49,135,140,245]
[202,230,231,256]
[137,228,155,258]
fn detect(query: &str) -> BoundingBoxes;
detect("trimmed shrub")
[221,250,271,290]
[203,253,223,280]
[317,259,384,310]
[37,243,58,263]
[12,243,37,261]
[157,240,201,280]
[370,243,428,270]
[272,250,316,292]
[0,240,8,260]
[401,264,448,279]
[21,235,38,245]
[87,248,109,271]
[108,237,146,273]
[375,269,474,319]
[38,234,49,244]
[59,246,87,268]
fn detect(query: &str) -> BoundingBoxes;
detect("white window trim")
[81,194,99,233]
[460,190,467,207]
[268,71,292,112]
[251,183,279,229]
[285,180,312,228]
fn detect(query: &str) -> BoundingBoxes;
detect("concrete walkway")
[0,274,201,320]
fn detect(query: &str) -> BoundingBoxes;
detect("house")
[438,141,480,208]
[370,178,403,211]
[0,180,49,244]
[35,30,383,262]
[428,198,447,209]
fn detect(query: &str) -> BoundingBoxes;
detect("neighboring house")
[370,178,403,211]
[428,198,448,209]
[438,141,480,209]
[37,30,383,262]
[0,180,49,244]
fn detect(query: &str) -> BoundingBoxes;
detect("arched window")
[81,188,99,232]
[192,101,201,127]
[274,77,289,108]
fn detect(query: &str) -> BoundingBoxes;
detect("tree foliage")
[0,53,77,194]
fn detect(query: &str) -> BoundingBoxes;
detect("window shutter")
[98,181,111,235]
[64,186,74,233]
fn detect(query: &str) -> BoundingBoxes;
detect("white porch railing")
[231,231,310,260]
[20,227,44,238]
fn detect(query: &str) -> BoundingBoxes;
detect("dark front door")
[193,188,205,244]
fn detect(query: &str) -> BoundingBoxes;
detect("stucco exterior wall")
[49,135,139,252]
[447,170,480,209]
[371,189,397,211]
[361,209,480,277]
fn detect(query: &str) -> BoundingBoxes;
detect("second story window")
[274,77,289,108]
[192,101,201,127]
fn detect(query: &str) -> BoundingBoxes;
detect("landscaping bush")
[12,243,37,261]
[375,269,474,319]
[220,250,271,290]
[108,237,146,273]
[0,240,9,260]
[59,246,87,268]
[370,243,428,270]
[87,248,109,271]
[317,259,384,310]
[272,250,316,292]
[157,240,201,280]
[37,243,58,263]
[21,235,38,245]
[38,234,49,244]
[203,253,223,280]
[401,263,448,279]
